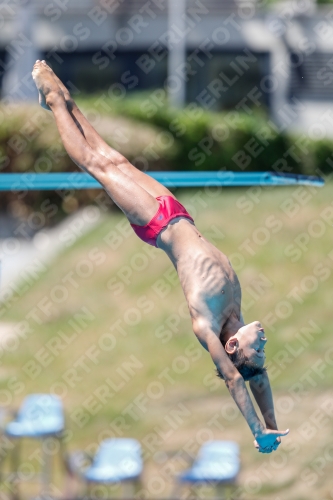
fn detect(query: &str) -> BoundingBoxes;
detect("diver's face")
[237,321,267,367]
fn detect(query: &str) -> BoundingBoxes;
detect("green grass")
[0,183,332,499]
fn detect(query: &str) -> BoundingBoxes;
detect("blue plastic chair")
[84,438,142,483]
[73,438,143,499]
[6,394,64,438]
[177,441,240,496]
[4,394,65,498]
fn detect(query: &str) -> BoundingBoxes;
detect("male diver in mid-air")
[32,60,289,454]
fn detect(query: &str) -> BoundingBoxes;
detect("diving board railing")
[0,172,325,191]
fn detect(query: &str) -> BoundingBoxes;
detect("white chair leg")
[40,438,53,498]
[170,481,182,499]
[122,481,134,499]
[10,439,21,500]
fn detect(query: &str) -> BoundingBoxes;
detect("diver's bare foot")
[32,60,62,110]
[39,60,72,103]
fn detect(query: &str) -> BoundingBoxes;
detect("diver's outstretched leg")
[40,60,175,199]
[32,61,159,226]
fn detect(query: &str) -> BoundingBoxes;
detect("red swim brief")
[130,195,194,247]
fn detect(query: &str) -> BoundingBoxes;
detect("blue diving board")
[0,171,324,191]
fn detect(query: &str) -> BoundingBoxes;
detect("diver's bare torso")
[157,217,242,341]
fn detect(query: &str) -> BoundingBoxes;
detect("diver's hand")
[254,429,289,453]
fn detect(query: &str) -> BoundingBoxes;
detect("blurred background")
[0,0,333,499]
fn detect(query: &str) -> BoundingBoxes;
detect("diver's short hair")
[216,348,266,381]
